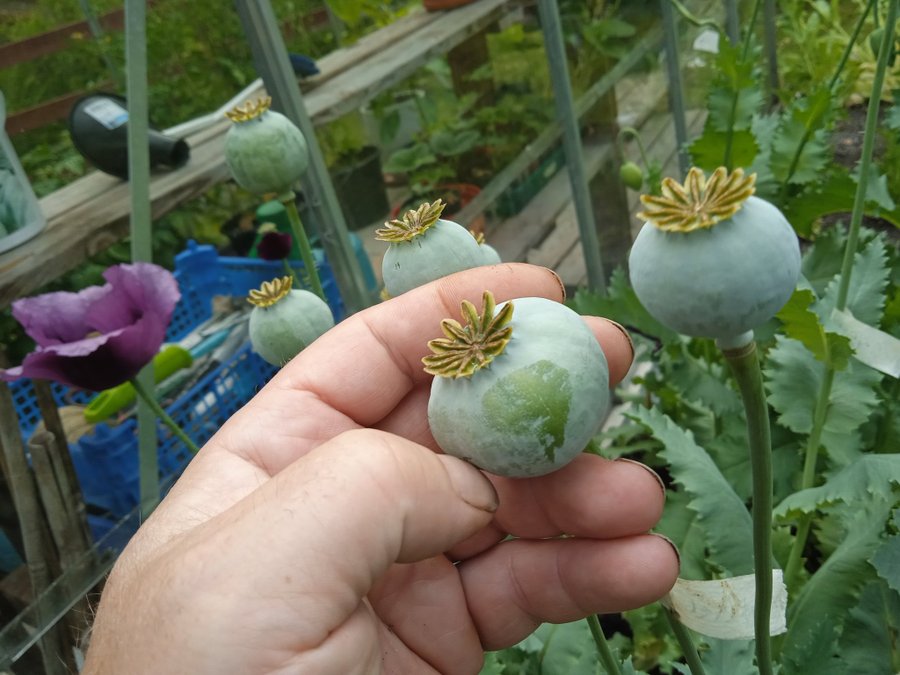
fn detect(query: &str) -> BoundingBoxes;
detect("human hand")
[83,264,679,674]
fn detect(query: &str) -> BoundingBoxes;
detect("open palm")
[85,264,678,675]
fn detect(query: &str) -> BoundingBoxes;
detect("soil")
[824,104,898,241]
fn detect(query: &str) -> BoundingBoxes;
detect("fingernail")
[603,319,634,362]
[545,268,566,301]
[614,457,666,499]
[650,532,681,570]
[440,456,499,513]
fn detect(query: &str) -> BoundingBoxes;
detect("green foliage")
[629,407,754,576]
[781,498,893,674]
[774,454,900,519]
[775,289,852,370]
[570,268,680,345]
[871,532,900,595]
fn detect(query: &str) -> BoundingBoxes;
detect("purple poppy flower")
[1,263,180,391]
[257,230,293,261]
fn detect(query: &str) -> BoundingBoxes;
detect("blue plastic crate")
[10,241,347,525]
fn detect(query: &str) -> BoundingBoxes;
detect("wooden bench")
[0,0,513,308]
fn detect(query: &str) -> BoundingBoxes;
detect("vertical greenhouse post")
[660,0,689,177]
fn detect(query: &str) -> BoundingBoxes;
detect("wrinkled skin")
[84,263,679,675]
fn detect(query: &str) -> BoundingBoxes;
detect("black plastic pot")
[331,145,390,230]
[68,93,190,180]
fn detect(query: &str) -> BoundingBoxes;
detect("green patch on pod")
[482,360,571,462]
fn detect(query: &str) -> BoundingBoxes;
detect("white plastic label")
[693,29,720,54]
[831,309,900,378]
[83,98,129,130]
[662,571,788,639]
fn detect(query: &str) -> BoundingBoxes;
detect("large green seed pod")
[376,200,486,296]
[225,98,310,196]
[425,292,610,478]
[628,167,800,347]
[248,276,334,367]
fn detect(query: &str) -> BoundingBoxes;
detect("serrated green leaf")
[764,336,881,467]
[819,235,891,326]
[871,534,900,595]
[664,351,742,417]
[781,498,892,674]
[570,268,680,345]
[800,226,847,295]
[698,638,758,675]
[655,489,711,580]
[533,621,599,675]
[769,115,829,186]
[708,85,764,132]
[775,289,852,370]
[774,454,900,519]
[629,407,753,575]
[820,580,900,675]
[620,656,650,675]
[851,167,896,211]
[479,652,507,675]
[688,122,758,172]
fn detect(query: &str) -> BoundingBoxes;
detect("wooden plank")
[0,0,515,308]
[310,0,510,125]
[0,6,129,68]
[6,84,112,136]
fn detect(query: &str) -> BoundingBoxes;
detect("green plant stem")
[586,615,623,675]
[281,192,326,302]
[667,0,723,33]
[282,258,300,288]
[741,0,764,60]
[663,607,707,675]
[780,0,876,193]
[130,377,201,455]
[617,126,652,168]
[784,0,898,590]
[722,340,773,675]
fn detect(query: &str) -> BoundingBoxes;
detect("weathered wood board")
[0,0,512,308]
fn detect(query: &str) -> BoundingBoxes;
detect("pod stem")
[721,340,773,675]
[585,615,623,675]
[663,606,707,675]
[130,377,201,455]
[281,192,326,303]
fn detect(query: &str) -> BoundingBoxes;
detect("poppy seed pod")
[628,167,801,347]
[247,276,334,367]
[375,200,486,296]
[225,98,310,196]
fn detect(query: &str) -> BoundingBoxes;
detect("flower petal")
[11,285,110,346]
[87,262,180,333]
[0,312,169,391]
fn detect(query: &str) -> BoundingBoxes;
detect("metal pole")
[124,0,159,518]
[233,0,373,313]
[535,0,606,293]
[77,0,122,90]
[724,0,740,44]
[661,0,690,177]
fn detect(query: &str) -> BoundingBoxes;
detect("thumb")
[162,428,496,643]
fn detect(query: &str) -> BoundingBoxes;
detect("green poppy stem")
[130,377,201,455]
[280,192,326,303]
[721,340,773,675]
[663,606,707,675]
[282,258,301,288]
[585,614,622,675]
